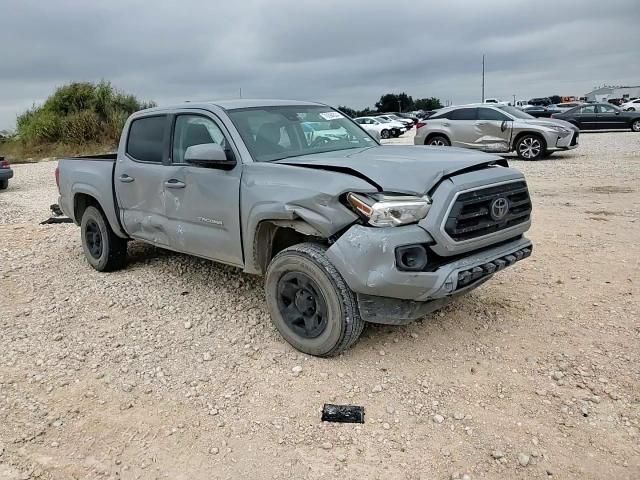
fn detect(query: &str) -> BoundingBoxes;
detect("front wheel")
[631,119,640,132]
[265,243,365,357]
[516,134,546,160]
[380,129,390,139]
[80,205,128,271]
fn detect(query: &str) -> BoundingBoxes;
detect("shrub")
[62,110,102,144]
[14,81,155,147]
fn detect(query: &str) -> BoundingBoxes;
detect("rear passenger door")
[114,115,173,245]
[474,107,512,152]
[162,112,244,267]
[574,105,597,129]
[446,108,481,149]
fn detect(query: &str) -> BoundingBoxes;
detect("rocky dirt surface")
[0,132,638,480]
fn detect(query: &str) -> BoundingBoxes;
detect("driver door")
[596,104,626,129]
[474,107,512,152]
[162,112,244,266]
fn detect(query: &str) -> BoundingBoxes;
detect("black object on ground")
[40,217,73,224]
[321,404,365,423]
[50,203,64,216]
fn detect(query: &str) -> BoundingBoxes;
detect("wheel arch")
[511,131,547,152]
[424,132,451,145]
[253,220,326,275]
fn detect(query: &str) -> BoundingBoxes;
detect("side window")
[598,104,616,114]
[580,105,596,114]
[172,115,227,164]
[477,108,509,121]
[126,116,166,163]
[448,108,477,121]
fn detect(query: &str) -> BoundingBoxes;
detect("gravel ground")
[1,131,639,480]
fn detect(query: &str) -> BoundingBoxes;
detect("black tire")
[80,205,128,272]
[628,107,636,112]
[425,135,450,147]
[0,179,8,190]
[515,134,546,160]
[381,129,390,139]
[265,242,365,357]
[631,119,640,132]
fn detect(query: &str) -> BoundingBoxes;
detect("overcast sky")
[1,0,639,129]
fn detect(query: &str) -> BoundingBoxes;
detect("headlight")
[548,125,570,134]
[347,192,431,227]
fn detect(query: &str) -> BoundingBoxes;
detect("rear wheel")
[80,205,128,271]
[516,134,546,160]
[0,179,8,190]
[426,135,450,146]
[381,129,390,139]
[265,243,364,357]
[631,119,640,132]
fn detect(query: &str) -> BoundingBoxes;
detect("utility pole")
[481,54,485,103]
[398,99,402,113]
[239,87,242,99]
[512,94,516,106]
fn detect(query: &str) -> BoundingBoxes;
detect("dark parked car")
[0,156,13,190]
[528,97,553,106]
[551,103,640,131]
[521,105,557,118]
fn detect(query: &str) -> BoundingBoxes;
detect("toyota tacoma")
[57,100,533,356]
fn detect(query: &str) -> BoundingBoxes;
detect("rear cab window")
[126,115,168,163]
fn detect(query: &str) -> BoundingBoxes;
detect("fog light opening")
[395,245,428,272]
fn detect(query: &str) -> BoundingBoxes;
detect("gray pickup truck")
[57,99,533,356]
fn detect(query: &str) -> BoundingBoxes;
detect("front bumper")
[0,168,14,180]
[546,130,579,151]
[328,226,531,324]
[327,226,531,303]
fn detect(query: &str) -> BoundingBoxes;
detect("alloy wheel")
[518,137,542,159]
[429,138,447,146]
[632,120,640,132]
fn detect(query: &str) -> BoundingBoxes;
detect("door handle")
[164,179,186,189]
[475,122,488,126]
[118,174,134,183]
[442,122,450,127]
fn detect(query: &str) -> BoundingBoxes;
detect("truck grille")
[444,181,532,241]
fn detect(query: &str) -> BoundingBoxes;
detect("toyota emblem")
[490,197,509,220]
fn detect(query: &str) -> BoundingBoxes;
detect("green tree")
[337,105,357,118]
[375,93,414,113]
[414,97,443,111]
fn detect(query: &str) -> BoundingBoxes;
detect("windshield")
[497,105,535,119]
[227,106,377,162]
[376,117,391,123]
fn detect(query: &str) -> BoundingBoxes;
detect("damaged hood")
[275,145,504,194]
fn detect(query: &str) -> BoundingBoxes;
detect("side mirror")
[184,143,236,170]
[501,120,509,132]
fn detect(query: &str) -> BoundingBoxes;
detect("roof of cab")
[139,99,326,114]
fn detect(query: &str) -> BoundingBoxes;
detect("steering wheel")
[309,136,331,148]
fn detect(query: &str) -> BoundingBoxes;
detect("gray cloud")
[1,0,639,129]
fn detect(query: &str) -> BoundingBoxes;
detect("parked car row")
[355,115,410,138]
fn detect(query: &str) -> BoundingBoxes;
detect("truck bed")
[57,155,122,233]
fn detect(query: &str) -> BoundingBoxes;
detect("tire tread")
[268,242,364,357]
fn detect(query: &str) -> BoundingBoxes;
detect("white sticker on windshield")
[319,111,344,120]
